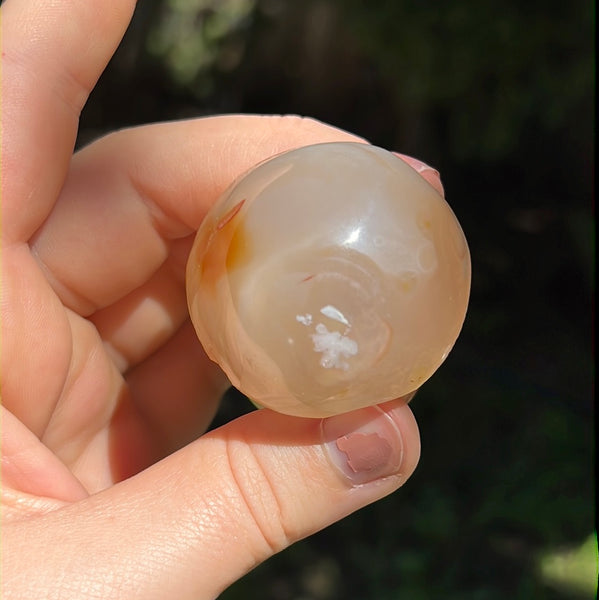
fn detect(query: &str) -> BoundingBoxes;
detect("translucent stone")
[186,143,471,417]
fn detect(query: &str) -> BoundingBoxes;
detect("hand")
[1,2,426,598]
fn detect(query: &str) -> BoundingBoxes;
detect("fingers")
[0,406,89,504]
[124,320,230,454]
[90,238,191,372]
[394,153,445,198]
[2,400,420,600]
[31,116,366,316]
[31,116,443,373]
[0,0,137,244]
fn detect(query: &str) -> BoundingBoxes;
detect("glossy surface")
[186,143,471,417]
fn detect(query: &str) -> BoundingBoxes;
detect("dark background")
[78,1,595,598]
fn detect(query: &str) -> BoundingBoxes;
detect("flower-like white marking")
[311,323,358,370]
[296,313,312,326]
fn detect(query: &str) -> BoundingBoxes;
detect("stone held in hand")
[186,142,471,417]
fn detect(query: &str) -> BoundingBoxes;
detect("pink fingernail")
[321,406,404,486]
[393,152,445,198]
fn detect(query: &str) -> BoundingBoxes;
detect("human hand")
[1,2,429,598]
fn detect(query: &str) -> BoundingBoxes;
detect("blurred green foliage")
[80,0,594,598]
[147,0,255,91]
[540,533,598,597]
[344,0,593,161]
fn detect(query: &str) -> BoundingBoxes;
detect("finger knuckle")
[223,435,292,559]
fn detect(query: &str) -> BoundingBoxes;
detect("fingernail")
[393,152,445,198]
[321,406,404,486]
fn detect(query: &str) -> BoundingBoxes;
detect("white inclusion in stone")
[311,323,358,370]
[320,304,350,326]
[296,313,312,326]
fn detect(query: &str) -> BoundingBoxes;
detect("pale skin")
[0,2,436,599]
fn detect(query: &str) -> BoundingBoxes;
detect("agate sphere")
[186,142,471,417]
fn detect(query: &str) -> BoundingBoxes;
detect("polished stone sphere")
[186,143,471,417]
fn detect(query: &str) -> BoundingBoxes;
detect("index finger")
[31,115,368,314]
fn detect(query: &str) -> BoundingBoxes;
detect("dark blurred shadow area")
[78,1,595,598]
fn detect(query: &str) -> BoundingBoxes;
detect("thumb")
[4,400,420,600]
